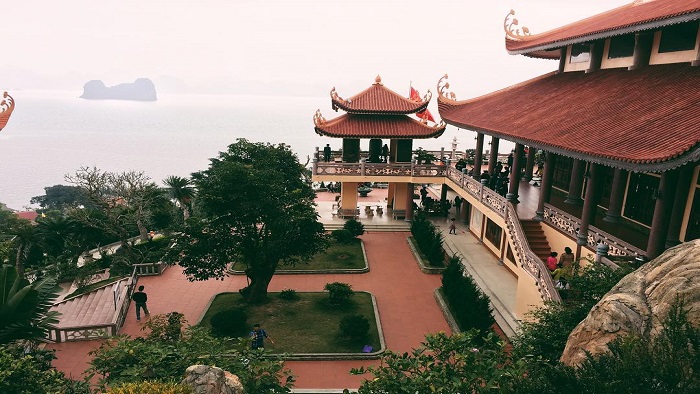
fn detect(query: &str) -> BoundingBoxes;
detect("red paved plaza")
[49,231,451,390]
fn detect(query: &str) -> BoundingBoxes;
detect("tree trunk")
[243,265,275,304]
[182,206,190,221]
[15,244,24,278]
[136,217,149,242]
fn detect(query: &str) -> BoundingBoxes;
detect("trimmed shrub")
[324,282,354,306]
[411,213,445,267]
[332,229,355,244]
[339,314,370,339]
[210,308,248,338]
[278,289,299,300]
[441,255,494,334]
[343,218,365,237]
[108,381,193,394]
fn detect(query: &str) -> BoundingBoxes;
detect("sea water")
[0,90,479,210]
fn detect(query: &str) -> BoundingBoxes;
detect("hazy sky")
[2,0,630,97]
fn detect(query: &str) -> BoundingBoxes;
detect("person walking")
[449,218,457,235]
[453,195,462,214]
[250,323,275,350]
[132,285,150,321]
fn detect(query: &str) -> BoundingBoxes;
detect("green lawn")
[199,292,381,354]
[231,239,365,272]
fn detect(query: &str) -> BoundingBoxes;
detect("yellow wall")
[393,183,409,211]
[340,182,358,211]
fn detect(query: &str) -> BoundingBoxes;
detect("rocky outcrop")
[182,365,244,394]
[561,239,700,366]
[80,78,157,101]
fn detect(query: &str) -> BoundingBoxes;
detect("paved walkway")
[48,187,521,390]
[49,232,449,390]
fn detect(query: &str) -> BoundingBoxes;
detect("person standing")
[323,144,332,162]
[453,195,462,214]
[132,285,150,321]
[559,247,575,268]
[250,323,274,350]
[449,218,457,235]
[381,144,389,163]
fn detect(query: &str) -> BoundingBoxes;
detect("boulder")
[561,239,700,366]
[80,78,157,101]
[182,365,244,394]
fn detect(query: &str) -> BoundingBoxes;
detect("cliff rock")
[561,239,700,366]
[182,365,244,394]
[80,78,157,101]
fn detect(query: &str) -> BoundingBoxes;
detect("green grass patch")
[66,276,127,298]
[290,238,364,271]
[199,292,380,354]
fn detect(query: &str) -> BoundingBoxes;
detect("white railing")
[132,261,168,276]
[505,204,561,302]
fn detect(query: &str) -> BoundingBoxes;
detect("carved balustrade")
[505,204,561,302]
[314,162,446,178]
[543,204,644,257]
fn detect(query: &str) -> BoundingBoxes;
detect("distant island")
[80,78,157,101]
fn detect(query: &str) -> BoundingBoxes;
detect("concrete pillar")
[558,47,567,73]
[666,165,694,247]
[595,243,609,263]
[387,182,396,208]
[646,170,679,259]
[487,136,500,175]
[340,182,358,212]
[393,183,408,213]
[506,143,524,203]
[565,159,586,205]
[534,152,557,221]
[603,168,627,223]
[459,199,469,223]
[472,133,484,179]
[524,147,536,181]
[586,41,604,73]
[629,32,653,71]
[405,183,414,221]
[440,185,448,204]
[577,163,601,246]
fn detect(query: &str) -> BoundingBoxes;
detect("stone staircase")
[520,220,552,262]
[50,278,129,330]
[323,221,410,232]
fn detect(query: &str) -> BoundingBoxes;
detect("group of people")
[546,247,576,288]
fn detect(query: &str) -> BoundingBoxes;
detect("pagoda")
[313,76,446,219]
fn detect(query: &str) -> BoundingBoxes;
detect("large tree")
[65,167,164,251]
[166,139,327,303]
[30,184,92,211]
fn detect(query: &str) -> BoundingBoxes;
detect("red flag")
[410,85,435,122]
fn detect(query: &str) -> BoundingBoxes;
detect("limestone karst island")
[80,78,157,101]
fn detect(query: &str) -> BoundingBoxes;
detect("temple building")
[313,76,446,220]
[434,0,700,313]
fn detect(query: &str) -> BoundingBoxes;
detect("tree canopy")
[165,139,327,303]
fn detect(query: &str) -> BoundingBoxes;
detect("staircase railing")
[505,204,561,302]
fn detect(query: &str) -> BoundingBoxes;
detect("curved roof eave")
[441,118,700,173]
[506,11,700,56]
[331,98,430,115]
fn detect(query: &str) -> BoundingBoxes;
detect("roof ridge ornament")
[504,9,531,40]
[313,109,327,126]
[437,74,457,101]
[330,87,351,110]
[0,92,16,132]
[375,75,382,85]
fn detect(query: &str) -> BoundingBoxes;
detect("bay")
[0,90,478,210]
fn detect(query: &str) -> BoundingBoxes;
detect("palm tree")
[0,264,60,344]
[163,176,195,221]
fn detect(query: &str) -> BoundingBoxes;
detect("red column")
[577,163,601,246]
[646,170,679,259]
[472,133,484,179]
[534,152,557,221]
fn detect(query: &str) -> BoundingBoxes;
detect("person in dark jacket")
[132,285,150,321]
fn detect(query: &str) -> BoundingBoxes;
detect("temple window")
[623,173,660,227]
[552,156,573,191]
[484,218,502,248]
[607,34,636,58]
[658,21,699,53]
[569,44,591,63]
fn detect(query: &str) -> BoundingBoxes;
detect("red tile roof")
[0,92,16,131]
[437,64,700,171]
[506,0,700,57]
[15,211,38,222]
[314,112,446,139]
[331,76,430,114]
